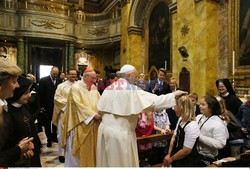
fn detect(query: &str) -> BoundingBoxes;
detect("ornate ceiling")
[84,0,113,13]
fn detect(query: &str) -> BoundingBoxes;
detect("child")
[164,95,200,167]
[135,112,154,166]
[151,109,171,165]
[189,93,201,116]
[238,89,250,151]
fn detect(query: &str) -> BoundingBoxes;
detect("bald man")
[62,67,101,167]
[39,66,61,147]
[96,64,187,167]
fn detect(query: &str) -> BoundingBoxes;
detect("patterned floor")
[38,131,64,167]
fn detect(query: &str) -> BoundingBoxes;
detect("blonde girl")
[164,95,200,167]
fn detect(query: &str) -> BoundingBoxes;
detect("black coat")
[8,104,41,167]
[38,76,61,119]
[0,109,21,167]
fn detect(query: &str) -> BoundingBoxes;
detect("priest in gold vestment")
[52,69,77,163]
[62,67,101,167]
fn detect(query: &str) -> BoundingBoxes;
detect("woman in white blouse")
[196,94,229,166]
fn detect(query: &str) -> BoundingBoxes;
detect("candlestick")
[232,51,235,75]
[142,64,144,74]
[165,60,167,70]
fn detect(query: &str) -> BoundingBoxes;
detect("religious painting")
[149,2,170,71]
[239,0,250,66]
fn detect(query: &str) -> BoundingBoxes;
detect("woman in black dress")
[7,75,41,167]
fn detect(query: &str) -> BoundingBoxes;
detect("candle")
[232,51,235,75]
[165,60,167,70]
[142,64,144,73]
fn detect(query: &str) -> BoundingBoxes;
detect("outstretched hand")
[173,90,188,98]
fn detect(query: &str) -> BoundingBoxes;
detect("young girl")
[135,111,154,166]
[216,96,244,157]
[196,95,229,166]
[151,109,171,165]
[164,95,200,167]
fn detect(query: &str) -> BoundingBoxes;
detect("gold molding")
[88,27,108,36]
[28,19,67,30]
[231,0,250,73]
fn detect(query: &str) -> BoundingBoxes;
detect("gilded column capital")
[17,37,24,42]
[169,2,177,14]
[127,26,143,35]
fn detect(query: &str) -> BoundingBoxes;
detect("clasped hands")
[18,137,34,159]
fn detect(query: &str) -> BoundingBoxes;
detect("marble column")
[24,39,29,74]
[17,37,25,72]
[65,43,69,72]
[68,43,74,69]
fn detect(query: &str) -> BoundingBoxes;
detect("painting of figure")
[239,0,250,66]
[149,2,170,70]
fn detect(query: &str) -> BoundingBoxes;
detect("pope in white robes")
[52,69,77,162]
[96,64,187,167]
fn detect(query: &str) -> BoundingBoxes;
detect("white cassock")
[96,78,176,167]
[52,80,74,157]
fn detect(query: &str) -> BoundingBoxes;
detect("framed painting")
[148,2,170,71]
[232,0,250,73]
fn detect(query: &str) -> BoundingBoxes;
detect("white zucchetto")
[120,64,135,74]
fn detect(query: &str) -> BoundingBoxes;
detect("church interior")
[0,0,249,98]
[0,0,250,167]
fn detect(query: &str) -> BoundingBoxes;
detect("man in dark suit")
[147,68,171,95]
[39,66,61,147]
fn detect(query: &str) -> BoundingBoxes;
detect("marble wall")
[170,0,221,97]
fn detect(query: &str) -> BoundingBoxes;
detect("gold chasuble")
[52,80,74,128]
[62,80,100,166]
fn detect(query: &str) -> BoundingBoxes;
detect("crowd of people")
[0,58,249,167]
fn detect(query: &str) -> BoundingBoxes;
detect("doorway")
[29,45,64,80]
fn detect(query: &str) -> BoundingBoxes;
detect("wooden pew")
[136,133,173,167]
[209,151,250,167]
[137,133,172,144]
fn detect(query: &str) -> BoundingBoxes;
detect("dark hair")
[203,94,221,116]
[215,78,236,96]
[107,73,116,80]
[67,68,77,74]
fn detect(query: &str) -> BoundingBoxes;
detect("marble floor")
[38,130,64,167]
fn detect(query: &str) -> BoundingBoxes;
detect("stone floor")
[38,131,64,167]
